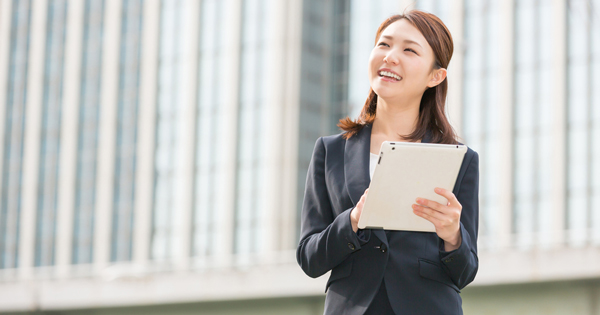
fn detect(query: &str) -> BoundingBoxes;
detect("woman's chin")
[372,88,402,101]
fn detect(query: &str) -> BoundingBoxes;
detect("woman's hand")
[412,187,462,251]
[350,188,369,233]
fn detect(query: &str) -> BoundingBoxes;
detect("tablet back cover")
[357,142,467,232]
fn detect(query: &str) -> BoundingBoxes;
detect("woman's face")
[368,19,444,103]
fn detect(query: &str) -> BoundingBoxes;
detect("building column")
[0,0,13,198]
[133,0,160,266]
[551,0,567,247]
[19,0,47,275]
[94,0,122,270]
[261,0,288,254]
[173,0,201,269]
[495,0,515,249]
[55,0,84,276]
[280,0,303,251]
[217,0,242,262]
[447,0,464,137]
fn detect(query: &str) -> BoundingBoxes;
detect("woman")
[296,10,479,315]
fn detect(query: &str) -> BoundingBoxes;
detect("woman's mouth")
[378,70,402,82]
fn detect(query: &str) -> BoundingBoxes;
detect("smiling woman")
[297,10,480,315]
[338,11,457,145]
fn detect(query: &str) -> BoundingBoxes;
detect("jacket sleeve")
[296,137,363,278]
[438,150,479,289]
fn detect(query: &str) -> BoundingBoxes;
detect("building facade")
[0,0,599,314]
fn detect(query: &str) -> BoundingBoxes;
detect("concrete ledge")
[474,246,600,286]
[0,264,328,312]
[1,246,600,312]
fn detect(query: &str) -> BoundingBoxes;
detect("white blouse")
[369,152,378,180]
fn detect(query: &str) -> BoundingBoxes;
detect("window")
[152,0,186,261]
[0,0,32,269]
[35,0,68,267]
[566,0,600,246]
[233,0,269,259]
[193,0,224,259]
[462,0,502,249]
[72,0,104,265]
[111,0,143,262]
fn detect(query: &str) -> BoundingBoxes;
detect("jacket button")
[348,243,356,250]
[375,243,387,253]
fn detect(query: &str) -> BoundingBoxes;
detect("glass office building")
[0,0,599,314]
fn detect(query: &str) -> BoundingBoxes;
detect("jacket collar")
[343,123,432,243]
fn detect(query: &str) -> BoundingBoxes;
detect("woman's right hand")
[350,188,369,232]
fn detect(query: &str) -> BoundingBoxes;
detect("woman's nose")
[383,53,399,65]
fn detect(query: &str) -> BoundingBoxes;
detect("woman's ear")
[427,68,447,88]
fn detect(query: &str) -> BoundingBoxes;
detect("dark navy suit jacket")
[296,123,479,315]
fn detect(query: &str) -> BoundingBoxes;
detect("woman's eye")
[405,48,417,54]
[378,42,389,47]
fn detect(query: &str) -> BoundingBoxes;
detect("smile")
[378,70,402,81]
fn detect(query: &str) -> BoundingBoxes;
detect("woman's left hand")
[412,187,462,251]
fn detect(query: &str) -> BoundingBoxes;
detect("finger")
[359,193,368,203]
[413,205,443,225]
[412,204,445,222]
[362,188,369,198]
[415,198,447,214]
[434,187,461,209]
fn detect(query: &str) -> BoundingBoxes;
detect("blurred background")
[0,0,598,314]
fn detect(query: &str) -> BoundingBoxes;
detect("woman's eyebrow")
[381,35,423,48]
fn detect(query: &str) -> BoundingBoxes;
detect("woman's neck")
[372,96,421,140]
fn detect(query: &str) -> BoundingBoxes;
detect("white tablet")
[357,141,467,232]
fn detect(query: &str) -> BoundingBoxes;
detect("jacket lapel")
[343,123,387,246]
[344,123,372,207]
[343,123,433,246]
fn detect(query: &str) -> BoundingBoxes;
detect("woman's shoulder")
[456,141,478,156]
[311,132,347,158]
[457,143,479,170]
[317,132,346,149]
[462,144,479,159]
[321,123,370,146]
[320,132,347,146]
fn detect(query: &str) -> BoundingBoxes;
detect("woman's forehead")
[380,19,426,46]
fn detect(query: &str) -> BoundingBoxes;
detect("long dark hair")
[338,10,458,144]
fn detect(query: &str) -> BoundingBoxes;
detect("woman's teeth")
[379,71,401,81]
